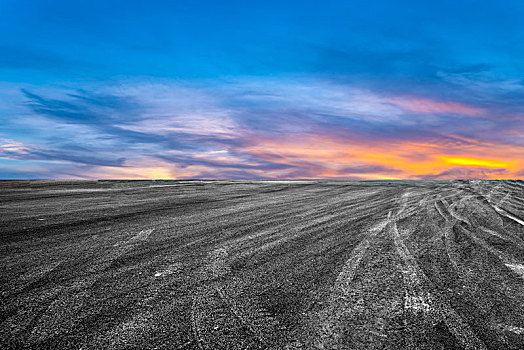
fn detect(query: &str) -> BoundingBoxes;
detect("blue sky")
[1,0,524,179]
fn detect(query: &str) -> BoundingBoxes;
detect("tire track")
[190,293,206,350]
[4,180,524,349]
[391,194,488,350]
[315,218,391,349]
[457,224,524,282]
[471,182,524,227]
[493,205,524,227]
[433,199,461,271]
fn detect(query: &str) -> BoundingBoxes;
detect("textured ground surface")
[1,180,524,349]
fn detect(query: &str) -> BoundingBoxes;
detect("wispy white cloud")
[1,76,524,179]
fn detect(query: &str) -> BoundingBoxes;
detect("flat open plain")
[1,180,524,349]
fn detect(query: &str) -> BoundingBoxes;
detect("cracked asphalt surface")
[1,180,524,349]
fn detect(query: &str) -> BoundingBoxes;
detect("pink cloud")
[387,96,484,116]
[0,138,30,155]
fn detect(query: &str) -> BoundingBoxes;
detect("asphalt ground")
[1,180,524,349]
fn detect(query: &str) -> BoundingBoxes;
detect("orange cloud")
[241,134,524,180]
[30,136,522,180]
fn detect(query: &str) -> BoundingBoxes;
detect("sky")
[1,0,524,180]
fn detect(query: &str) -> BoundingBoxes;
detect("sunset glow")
[1,1,524,179]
